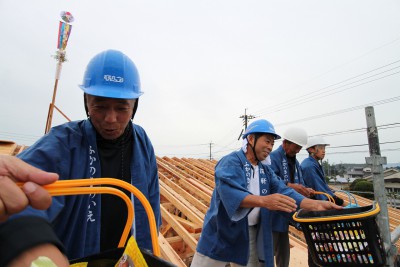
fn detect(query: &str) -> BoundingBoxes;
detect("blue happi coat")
[301,156,335,200]
[196,150,304,266]
[269,145,305,232]
[13,120,161,260]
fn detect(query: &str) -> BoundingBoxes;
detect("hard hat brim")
[305,143,330,150]
[79,85,143,99]
[243,133,281,140]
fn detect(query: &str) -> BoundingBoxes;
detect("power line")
[250,35,400,115]
[323,147,400,155]
[0,132,42,143]
[309,122,400,137]
[155,143,210,148]
[255,59,400,116]
[274,95,400,126]
[257,70,400,117]
[285,36,400,94]
[329,141,400,149]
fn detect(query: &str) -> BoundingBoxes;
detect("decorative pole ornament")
[45,11,74,134]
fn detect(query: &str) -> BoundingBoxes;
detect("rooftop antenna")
[45,11,74,134]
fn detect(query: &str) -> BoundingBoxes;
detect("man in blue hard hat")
[11,50,161,259]
[191,119,341,267]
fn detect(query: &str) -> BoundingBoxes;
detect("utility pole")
[209,141,214,160]
[365,106,397,267]
[239,108,255,130]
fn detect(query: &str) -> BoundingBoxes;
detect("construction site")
[1,3,399,266]
[1,140,399,266]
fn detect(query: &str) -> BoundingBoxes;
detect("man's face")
[249,134,275,161]
[311,145,326,160]
[86,95,135,140]
[283,140,302,157]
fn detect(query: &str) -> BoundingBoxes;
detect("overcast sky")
[1,0,400,164]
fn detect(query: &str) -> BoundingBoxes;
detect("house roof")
[364,168,400,182]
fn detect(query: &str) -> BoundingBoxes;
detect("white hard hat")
[282,127,308,146]
[305,136,330,150]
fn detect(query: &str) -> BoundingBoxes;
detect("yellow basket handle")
[313,191,335,204]
[19,178,160,257]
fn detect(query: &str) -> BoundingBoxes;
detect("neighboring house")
[345,167,366,179]
[330,176,356,184]
[364,168,400,183]
[365,168,400,208]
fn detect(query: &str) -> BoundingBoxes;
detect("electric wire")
[253,59,400,116]
[309,123,400,137]
[274,95,400,126]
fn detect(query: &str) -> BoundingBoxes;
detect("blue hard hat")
[243,119,281,140]
[79,50,143,99]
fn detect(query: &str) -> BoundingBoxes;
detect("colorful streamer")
[57,21,72,50]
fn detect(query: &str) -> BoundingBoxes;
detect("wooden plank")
[171,214,202,233]
[158,158,213,204]
[186,178,213,196]
[166,233,201,244]
[177,178,211,204]
[167,157,215,187]
[158,234,187,267]
[160,172,208,213]
[0,141,18,155]
[160,181,204,226]
[176,158,215,181]
[160,205,198,252]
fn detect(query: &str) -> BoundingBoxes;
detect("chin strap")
[243,136,271,164]
[247,136,260,163]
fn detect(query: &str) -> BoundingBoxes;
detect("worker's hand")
[314,200,343,211]
[288,183,314,198]
[307,188,315,197]
[300,198,343,211]
[0,155,59,222]
[259,193,298,213]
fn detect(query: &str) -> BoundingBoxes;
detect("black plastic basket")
[293,202,385,267]
[69,247,176,267]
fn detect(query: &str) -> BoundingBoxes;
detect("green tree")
[322,160,330,180]
[353,180,374,199]
[336,163,346,176]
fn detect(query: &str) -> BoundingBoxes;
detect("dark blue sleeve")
[148,141,161,230]
[215,156,250,221]
[15,131,70,222]
[269,154,282,178]
[302,163,335,201]
[267,166,304,206]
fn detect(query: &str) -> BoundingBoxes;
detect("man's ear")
[131,98,139,120]
[247,134,254,146]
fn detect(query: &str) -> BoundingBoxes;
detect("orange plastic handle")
[47,186,133,248]
[313,191,336,203]
[20,178,160,257]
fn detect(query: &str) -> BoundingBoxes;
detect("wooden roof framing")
[1,142,398,266]
[158,158,400,266]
